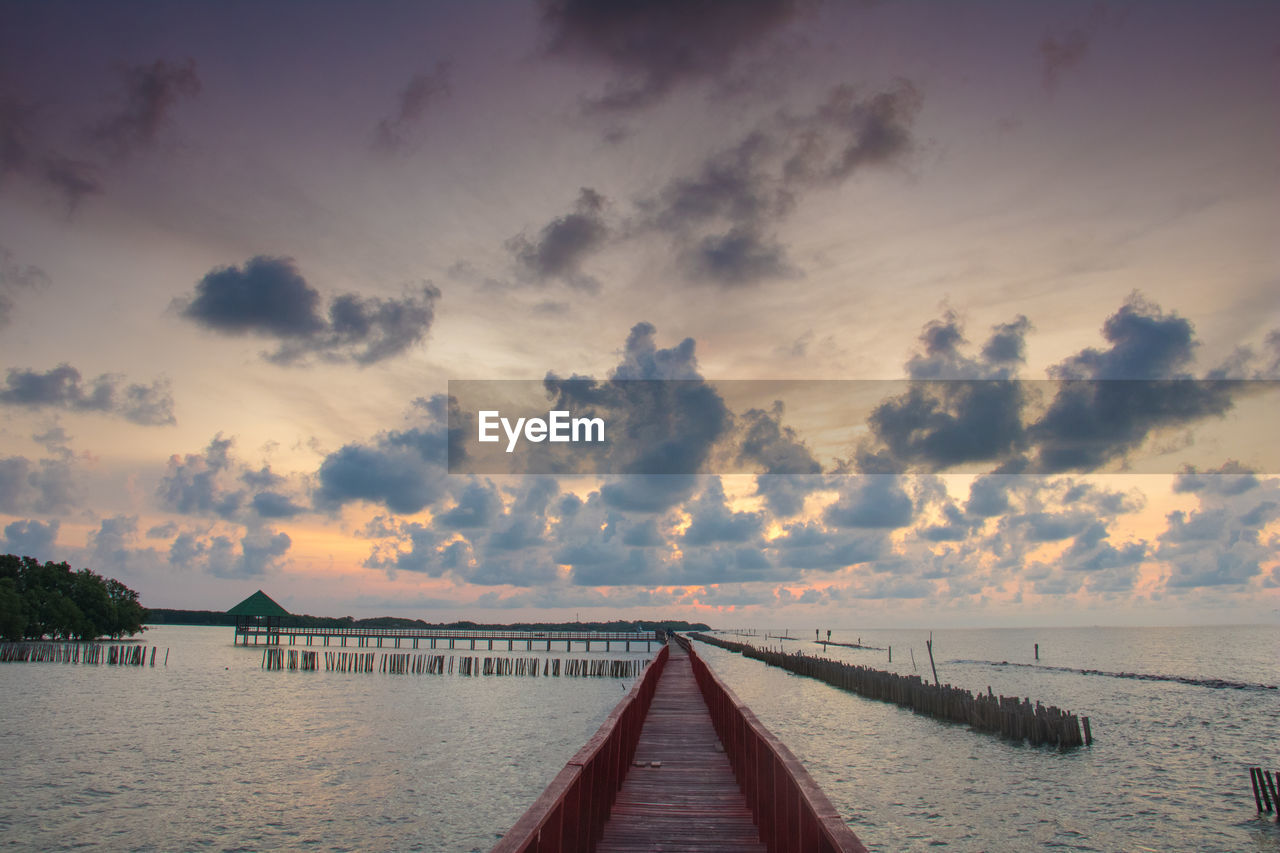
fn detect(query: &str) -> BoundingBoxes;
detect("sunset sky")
[1,0,1277,626]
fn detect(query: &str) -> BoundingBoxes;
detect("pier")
[234,625,660,652]
[494,636,865,852]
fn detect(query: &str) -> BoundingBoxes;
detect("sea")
[1,624,1278,852]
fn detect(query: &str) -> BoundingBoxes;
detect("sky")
[1,0,1277,627]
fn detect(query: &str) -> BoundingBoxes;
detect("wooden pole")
[927,633,939,686]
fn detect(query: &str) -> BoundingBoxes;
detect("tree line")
[0,554,147,641]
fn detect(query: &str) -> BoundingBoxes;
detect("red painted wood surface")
[596,643,766,852]
[681,637,868,853]
[493,645,670,853]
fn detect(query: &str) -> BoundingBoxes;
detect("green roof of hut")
[226,590,289,617]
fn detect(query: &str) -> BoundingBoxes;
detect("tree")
[0,554,146,640]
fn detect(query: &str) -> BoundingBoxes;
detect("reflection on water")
[2,624,1278,851]
[699,625,1280,853]
[0,626,649,852]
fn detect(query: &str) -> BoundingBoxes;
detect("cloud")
[0,455,78,515]
[1,518,59,558]
[681,478,766,545]
[1029,296,1235,472]
[543,322,731,510]
[159,434,307,525]
[824,475,916,529]
[167,522,291,578]
[539,0,808,112]
[641,81,921,285]
[91,58,201,158]
[374,62,451,153]
[734,401,824,516]
[862,312,1032,471]
[315,411,451,515]
[177,255,440,365]
[507,188,610,291]
[0,364,175,425]
[0,91,104,210]
[0,245,50,328]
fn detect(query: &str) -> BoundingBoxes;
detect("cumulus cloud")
[1160,463,1280,589]
[543,322,730,510]
[0,364,175,425]
[507,188,610,291]
[374,61,451,153]
[1,518,59,557]
[158,434,307,526]
[316,395,454,515]
[1030,296,1236,472]
[176,255,440,365]
[168,522,291,578]
[91,58,201,158]
[864,297,1264,475]
[539,0,808,112]
[0,455,78,514]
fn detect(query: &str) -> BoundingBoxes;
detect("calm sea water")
[1,624,1278,852]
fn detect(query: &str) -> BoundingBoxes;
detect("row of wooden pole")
[0,641,166,666]
[692,633,1091,750]
[1250,767,1280,820]
[260,648,650,678]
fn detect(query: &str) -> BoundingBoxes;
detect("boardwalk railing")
[493,644,671,853]
[235,625,660,651]
[677,635,868,853]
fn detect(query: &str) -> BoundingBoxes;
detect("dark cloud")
[433,479,502,530]
[86,515,140,570]
[250,491,306,519]
[824,476,915,529]
[539,0,807,112]
[1,518,59,558]
[1173,461,1260,497]
[507,188,609,291]
[374,61,451,153]
[863,313,1031,471]
[543,322,730,510]
[681,478,766,546]
[769,521,886,572]
[0,245,50,328]
[316,413,450,515]
[641,81,921,285]
[0,364,171,423]
[177,255,440,365]
[91,58,200,158]
[779,81,923,184]
[1030,297,1235,472]
[733,402,823,515]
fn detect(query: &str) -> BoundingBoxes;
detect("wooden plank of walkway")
[597,643,766,853]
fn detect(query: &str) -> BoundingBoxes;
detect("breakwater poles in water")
[0,641,165,666]
[692,632,1091,750]
[261,647,651,679]
[1250,767,1280,820]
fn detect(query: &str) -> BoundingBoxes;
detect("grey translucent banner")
[447,379,1279,475]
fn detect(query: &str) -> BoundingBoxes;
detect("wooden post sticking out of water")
[1035,643,1039,661]
[927,632,939,686]
[888,645,892,663]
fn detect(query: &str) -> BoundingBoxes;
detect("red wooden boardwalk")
[596,643,766,852]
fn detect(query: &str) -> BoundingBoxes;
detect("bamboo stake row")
[261,648,650,678]
[0,641,163,666]
[691,632,1092,750]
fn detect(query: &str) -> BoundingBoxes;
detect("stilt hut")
[227,590,289,645]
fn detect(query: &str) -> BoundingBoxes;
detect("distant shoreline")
[143,608,709,634]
